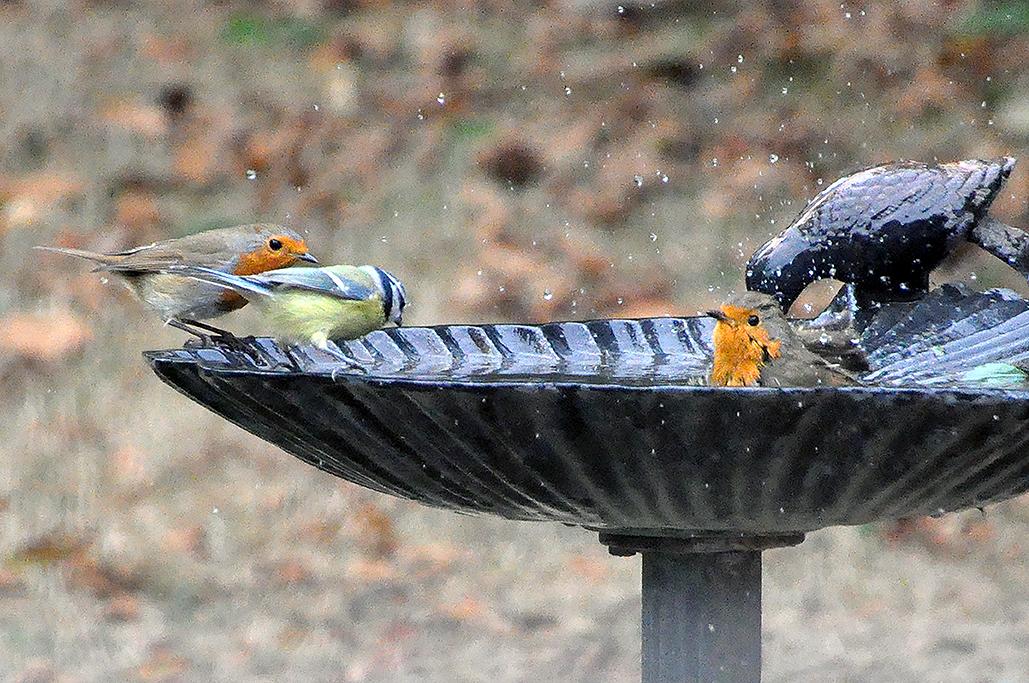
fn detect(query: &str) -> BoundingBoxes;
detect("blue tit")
[167,264,406,358]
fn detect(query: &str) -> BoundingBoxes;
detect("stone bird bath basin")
[147,285,1029,682]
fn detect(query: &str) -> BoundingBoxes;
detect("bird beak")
[706,309,729,323]
[297,252,319,264]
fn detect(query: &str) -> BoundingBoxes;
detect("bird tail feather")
[34,245,120,267]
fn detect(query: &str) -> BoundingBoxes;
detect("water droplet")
[769,153,779,163]
[564,86,572,96]
[730,65,737,74]
[543,289,553,301]
[708,623,716,632]
[313,104,319,111]
[437,92,446,105]
[781,86,789,95]
[818,332,830,345]
[633,174,644,187]
[737,54,744,63]
[245,169,257,180]
[617,4,625,13]
[417,109,425,120]
[650,233,657,242]
[617,297,624,305]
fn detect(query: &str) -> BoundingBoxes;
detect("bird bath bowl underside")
[146,288,1029,682]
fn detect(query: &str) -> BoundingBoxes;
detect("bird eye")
[268,238,283,251]
[747,314,760,326]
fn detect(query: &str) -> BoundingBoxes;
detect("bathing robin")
[707,291,859,387]
[36,223,317,338]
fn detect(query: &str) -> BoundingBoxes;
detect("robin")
[163,263,406,368]
[36,224,317,338]
[707,291,859,387]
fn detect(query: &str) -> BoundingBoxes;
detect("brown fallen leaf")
[66,555,146,599]
[100,100,167,139]
[173,136,217,185]
[10,659,58,683]
[1,171,84,231]
[161,525,206,557]
[137,646,189,682]
[104,594,141,622]
[271,559,313,587]
[345,557,396,584]
[114,189,161,231]
[7,533,91,568]
[439,596,484,622]
[0,310,93,362]
[353,502,398,558]
[0,568,24,595]
[566,554,610,582]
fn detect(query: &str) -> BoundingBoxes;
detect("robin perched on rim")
[36,224,317,338]
[707,291,859,387]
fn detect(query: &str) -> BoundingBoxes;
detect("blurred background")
[1,1,1027,680]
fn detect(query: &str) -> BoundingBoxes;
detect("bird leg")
[166,318,215,345]
[170,318,265,366]
[179,319,238,339]
[313,335,365,374]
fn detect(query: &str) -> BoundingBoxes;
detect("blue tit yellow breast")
[262,290,386,343]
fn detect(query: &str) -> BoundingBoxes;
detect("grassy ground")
[1,1,1028,680]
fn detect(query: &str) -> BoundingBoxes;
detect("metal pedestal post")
[600,532,805,683]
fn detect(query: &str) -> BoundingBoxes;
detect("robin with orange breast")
[37,223,317,338]
[707,291,858,387]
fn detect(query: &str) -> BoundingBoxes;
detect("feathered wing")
[100,232,240,272]
[166,265,375,303]
[36,224,293,274]
[248,267,376,301]
[960,362,1029,388]
[37,238,229,273]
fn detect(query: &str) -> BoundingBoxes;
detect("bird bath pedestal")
[602,532,801,682]
[146,294,1029,683]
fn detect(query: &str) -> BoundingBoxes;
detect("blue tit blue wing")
[251,267,375,301]
[163,265,276,298]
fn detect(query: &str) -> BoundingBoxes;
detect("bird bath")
[146,286,1029,682]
